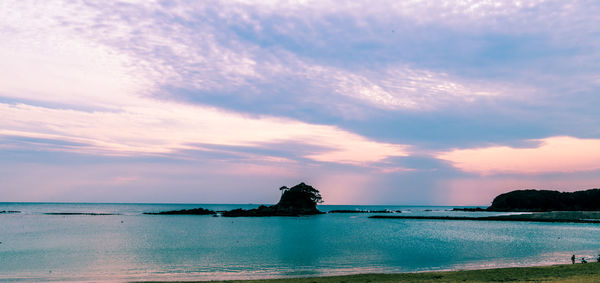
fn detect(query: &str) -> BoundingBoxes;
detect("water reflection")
[2,204,600,281]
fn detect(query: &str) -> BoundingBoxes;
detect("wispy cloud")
[329,66,499,110]
[1,102,408,164]
[1,0,515,113]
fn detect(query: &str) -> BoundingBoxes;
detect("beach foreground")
[142,263,600,283]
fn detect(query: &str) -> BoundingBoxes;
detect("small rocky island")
[222,183,324,217]
[144,182,324,217]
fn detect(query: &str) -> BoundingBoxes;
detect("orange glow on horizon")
[438,136,600,175]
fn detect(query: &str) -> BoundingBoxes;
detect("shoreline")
[139,262,600,282]
[370,211,600,224]
[369,215,600,223]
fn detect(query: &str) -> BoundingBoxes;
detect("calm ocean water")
[2,203,600,282]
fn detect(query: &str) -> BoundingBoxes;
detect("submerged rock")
[222,182,324,217]
[328,209,400,213]
[44,212,119,215]
[144,207,216,215]
[452,207,486,212]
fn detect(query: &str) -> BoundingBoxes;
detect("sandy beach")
[141,262,600,282]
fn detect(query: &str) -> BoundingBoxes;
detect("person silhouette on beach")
[597,254,600,262]
[581,257,587,263]
[571,254,576,264]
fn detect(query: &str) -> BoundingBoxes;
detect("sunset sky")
[2,0,600,205]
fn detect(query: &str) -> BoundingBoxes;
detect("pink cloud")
[0,103,409,164]
[213,163,298,177]
[437,136,600,175]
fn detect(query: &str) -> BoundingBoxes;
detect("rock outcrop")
[144,207,216,215]
[222,182,324,217]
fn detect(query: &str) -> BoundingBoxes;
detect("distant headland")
[374,188,600,224]
[487,188,600,212]
[451,188,600,212]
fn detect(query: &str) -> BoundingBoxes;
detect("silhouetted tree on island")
[222,182,324,217]
[277,182,323,208]
[279,186,289,195]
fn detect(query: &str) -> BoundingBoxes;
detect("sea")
[2,203,600,282]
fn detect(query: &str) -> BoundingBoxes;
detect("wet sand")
[140,262,600,282]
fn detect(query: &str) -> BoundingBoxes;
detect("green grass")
[141,263,600,283]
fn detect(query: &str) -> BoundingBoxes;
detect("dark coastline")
[369,211,600,224]
[487,188,600,211]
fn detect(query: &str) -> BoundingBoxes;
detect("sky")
[2,0,600,205]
